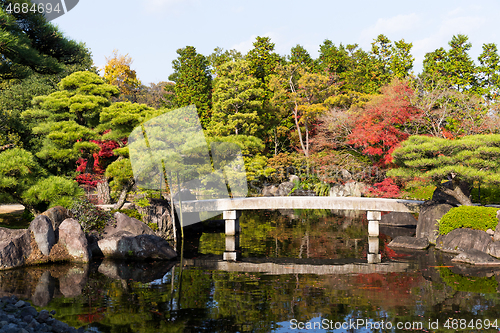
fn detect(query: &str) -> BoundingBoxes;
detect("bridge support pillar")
[223,210,241,261]
[367,211,381,237]
[223,210,241,236]
[366,211,381,264]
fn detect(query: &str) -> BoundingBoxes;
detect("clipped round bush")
[439,206,499,235]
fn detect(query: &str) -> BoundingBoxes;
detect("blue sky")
[54,0,500,85]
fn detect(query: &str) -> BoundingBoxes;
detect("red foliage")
[347,80,422,167]
[365,178,400,198]
[75,139,121,187]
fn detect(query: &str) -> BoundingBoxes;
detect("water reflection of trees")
[199,209,370,260]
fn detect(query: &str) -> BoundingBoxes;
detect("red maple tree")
[348,80,422,167]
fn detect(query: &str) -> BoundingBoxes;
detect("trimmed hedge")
[439,206,499,235]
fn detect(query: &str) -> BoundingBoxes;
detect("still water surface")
[2,209,500,332]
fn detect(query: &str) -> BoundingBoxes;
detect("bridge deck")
[179,196,424,213]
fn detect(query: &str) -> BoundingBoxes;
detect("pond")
[2,209,500,332]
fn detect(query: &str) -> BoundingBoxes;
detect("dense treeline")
[1,2,500,212]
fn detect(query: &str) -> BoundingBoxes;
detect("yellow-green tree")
[270,64,335,157]
[103,50,142,102]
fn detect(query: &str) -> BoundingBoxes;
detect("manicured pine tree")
[388,134,500,206]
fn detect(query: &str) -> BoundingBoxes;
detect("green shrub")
[69,197,115,235]
[438,206,499,235]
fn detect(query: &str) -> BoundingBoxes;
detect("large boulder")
[329,181,366,197]
[57,218,91,262]
[451,248,500,265]
[416,201,453,244]
[381,212,418,226]
[29,215,55,256]
[40,206,71,231]
[97,231,176,260]
[104,212,155,237]
[262,185,278,197]
[0,228,32,270]
[493,210,500,242]
[277,181,294,196]
[486,241,500,259]
[436,228,492,254]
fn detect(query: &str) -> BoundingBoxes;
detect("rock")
[431,180,471,206]
[261,185,278,197]
[289,175,300,183]
[436,228,492,254]
[0,228,32,270]
[40,206,71,231]
[388,236,429,250]
[340,169,352,180]
[487,241,500,259]
[291,189,316,196]
[451,248,500,265]
[29,215,55,256]
[494,210,500,242]
[57,219,91,262]
[329,181,366,197]
[487,228,495,236]
[104,212,155,237]
[137,198,178,240]
[277,181,294,196]
[97,231,176,260]
[416,201,453,244]
[380,212,418,226]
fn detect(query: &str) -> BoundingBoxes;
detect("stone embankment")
[388,186,500,265]
[0,206,176,271]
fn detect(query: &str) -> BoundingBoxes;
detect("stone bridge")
[178,196,424,263]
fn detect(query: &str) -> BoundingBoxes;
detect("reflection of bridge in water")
[180,196,424,264]
[184,257,413,275]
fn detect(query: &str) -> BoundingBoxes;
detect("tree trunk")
[113,179,135,210]
[97,179,111,204]
[438,179,473,206]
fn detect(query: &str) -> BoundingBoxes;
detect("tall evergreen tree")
[209,59,265,136]
[169,46,212,128]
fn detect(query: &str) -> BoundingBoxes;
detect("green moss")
[438,206,499,235]
[439,267,498,293]
[111,208,143,221]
